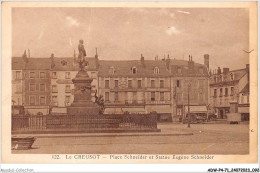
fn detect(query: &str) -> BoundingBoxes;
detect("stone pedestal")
[67,70,99,116]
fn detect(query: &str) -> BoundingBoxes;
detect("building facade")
[209,65,249,119]
[23,58,52,115]
[167,55,210,121]
[98,56,172,120]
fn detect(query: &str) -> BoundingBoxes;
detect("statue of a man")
[78,39,88,70]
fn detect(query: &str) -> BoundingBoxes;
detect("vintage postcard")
[1,1,258,165]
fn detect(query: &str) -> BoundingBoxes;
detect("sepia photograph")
[1,1,258,165]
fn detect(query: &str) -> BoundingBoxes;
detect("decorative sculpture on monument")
[78,39,88,71]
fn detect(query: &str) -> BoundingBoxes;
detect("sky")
[12,8,249,70]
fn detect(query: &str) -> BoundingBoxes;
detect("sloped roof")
[209,68,247,84]
[50,57,98,71]
[12,57,27,70]
[98,60,171,77]
[25,58,52,70]
[12,57,98,71]
[240,83,249,93]
[169,59,209,76]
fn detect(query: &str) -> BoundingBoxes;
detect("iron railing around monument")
[11,113,157,130]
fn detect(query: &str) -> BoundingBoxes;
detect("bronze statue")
[78,39,88,70]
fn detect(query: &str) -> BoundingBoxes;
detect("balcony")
[52,89,58,93]
[51,102,58,106]
[146,100,171,105]
[65,102,71,106]
[105,100,145,107]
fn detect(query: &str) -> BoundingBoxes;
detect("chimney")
[217,67,221,75]
[188,55,195,74]
[50,53,55,68]
[223,68,229,74]
[141,54,145,67]
[246,64,249,82]
[28,49,30,58]
[204,54,209,69]
[166,55,170,70]
[95,48,98,59]
[22,50,28,63]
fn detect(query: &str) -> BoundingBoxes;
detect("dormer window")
[177,67,182,74]
[109,66,115,74]
[154,67,160,74]
[132,66,137,74]
[61,60,67,66]
[199,67,203,74]
[219,75,223,82]
[230,73,234,81]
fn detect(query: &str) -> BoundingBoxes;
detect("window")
[65,96,70,103]
[138,80,142,88]
[30,84,36,91]
[219,75,223,82]
[105,92,109,101]
[231,87,234,96]
[225,88,228,97]
[30,96,35,105]
[30,72,35,78]
[52,96,57,102]
[114,80,118,88]
[241,96,244,104]
[109,66,115,74]
[40,84,45,91]
[154,67,159,74]
[151,92,155,101]
[65,85,71,93]
[214,89,217,97]
[214,76,217,83]
[105,80,109,88]
[160,80,164,88]
[132,67,137,74]
[15,71,22,79]
[40,72,45,78]
[65,72,71,79]
[91,72,96,78]
[177,67,182,74]
[114,92,119,101]
[52,72,57,79]
[151,80,155,88]
[128,80,132,88]
[199,67,203,74]
[40,96,45,105]
[219,88,223,97]
[177,80,180,87]
[52,85,58,93]
[160,92,164,101]
[230,73,234,80]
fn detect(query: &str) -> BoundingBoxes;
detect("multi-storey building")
[50,54,99,113]
[209,64,249,119]
[11,52,211,121]
[167,54,210,121]
[12,56,27,107]
[98,55,172,120]
[23,58,52,115]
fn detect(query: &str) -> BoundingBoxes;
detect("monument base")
[67,102,100,116]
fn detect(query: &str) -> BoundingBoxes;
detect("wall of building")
[50,70,98,107]
[12,70,24,106]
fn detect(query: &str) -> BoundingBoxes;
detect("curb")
[12,133,194,138]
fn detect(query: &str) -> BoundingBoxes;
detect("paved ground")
[12,123,249,154]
